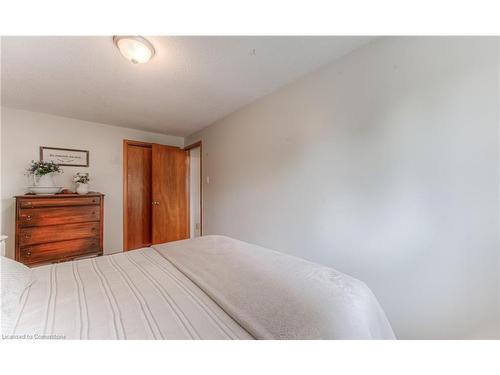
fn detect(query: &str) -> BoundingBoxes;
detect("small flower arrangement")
[73,173,90,184]
[26,160,62,176]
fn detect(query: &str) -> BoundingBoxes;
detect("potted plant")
[26,160,62,187]
[73,173,90,195]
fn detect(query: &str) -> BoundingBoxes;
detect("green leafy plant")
[26,160,62,176]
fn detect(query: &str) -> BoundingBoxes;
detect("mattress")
[9,247,252,339]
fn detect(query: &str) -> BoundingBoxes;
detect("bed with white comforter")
[1,235,395,340]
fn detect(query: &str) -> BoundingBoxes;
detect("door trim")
[123,139,153,251]
[184,141,203,236]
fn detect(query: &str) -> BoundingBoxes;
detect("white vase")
[76,183,89,195]
[34,173,55,187]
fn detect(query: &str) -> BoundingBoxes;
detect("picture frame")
[40,146,89,167]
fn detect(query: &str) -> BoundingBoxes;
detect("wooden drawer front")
[20,237,100,265]
[19,206,100,227]
[19,222,100,246]
[19,196,100,209]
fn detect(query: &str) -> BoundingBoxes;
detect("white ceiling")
[1,36,374,137]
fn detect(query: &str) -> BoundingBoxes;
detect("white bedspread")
[153,236,395,339]
[8,248,252,339]
[6,236,395,340]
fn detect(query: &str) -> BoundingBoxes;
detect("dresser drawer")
[19,206,100,227]
[19,196,100,209]
[20,237,101,265]
[19,222,100,246]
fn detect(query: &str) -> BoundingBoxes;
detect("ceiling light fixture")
[113,36,155,64]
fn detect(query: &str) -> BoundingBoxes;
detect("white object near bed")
[1,254,34,334]
[0,235,7,257]
[2,236,395,339]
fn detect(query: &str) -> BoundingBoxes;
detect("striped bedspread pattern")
[10,248,252,340]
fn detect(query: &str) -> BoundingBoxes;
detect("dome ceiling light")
[113,36,155,64]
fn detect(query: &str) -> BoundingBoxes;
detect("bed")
[1,235,395,339]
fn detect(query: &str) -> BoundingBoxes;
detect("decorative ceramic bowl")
[27,186,63,195]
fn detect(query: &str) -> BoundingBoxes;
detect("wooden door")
[124,141,152,250]
[152,144,189,244]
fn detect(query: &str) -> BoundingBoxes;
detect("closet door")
[124,141,152,250]
[152,144,189,244]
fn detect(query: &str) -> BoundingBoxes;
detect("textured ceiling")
[1,36,374,136]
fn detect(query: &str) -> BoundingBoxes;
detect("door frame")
[123,139,153,251]
[184,140,203,236]
[123,140,193,250]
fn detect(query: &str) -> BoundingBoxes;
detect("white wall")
[1,108,183,258]
[187,37,500,339]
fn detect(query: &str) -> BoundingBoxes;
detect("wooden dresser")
[15,193,104,266]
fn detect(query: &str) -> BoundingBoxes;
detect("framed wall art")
[40,146,89,167]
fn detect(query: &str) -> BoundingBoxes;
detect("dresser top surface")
[15,192,104,199]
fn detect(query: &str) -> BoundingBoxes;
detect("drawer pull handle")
[26,202,33,208]
[92,199,97,203]
[24,234,31,239]
[24,249,31,257]
[25,215,32,221]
